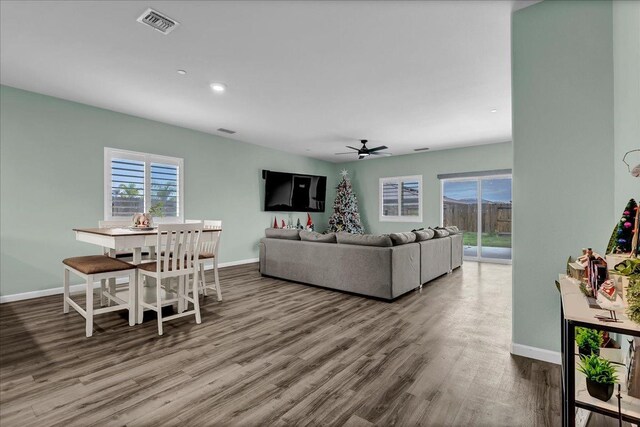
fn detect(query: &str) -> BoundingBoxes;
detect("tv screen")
[263,170,327,212]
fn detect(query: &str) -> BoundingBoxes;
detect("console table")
[559,275,640,426]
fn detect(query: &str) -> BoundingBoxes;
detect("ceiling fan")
[335,140,392,160]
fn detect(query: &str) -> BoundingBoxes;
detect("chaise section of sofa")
[259,238,420,300]
[418,237,451,284]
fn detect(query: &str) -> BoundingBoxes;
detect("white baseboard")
[217,258,259,268]
[0,258,259,304]
[510,342,561,365]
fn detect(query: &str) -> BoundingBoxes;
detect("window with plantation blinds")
[104,148,183,222]
[379,175,423,222]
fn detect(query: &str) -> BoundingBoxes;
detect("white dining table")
[73,226,222,321]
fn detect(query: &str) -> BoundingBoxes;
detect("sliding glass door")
[442,175,512,263]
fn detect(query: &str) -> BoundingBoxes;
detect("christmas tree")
[612,199,638,254]
[328,170,364,234]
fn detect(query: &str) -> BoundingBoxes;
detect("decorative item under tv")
[306,213,314,231]
[273,217,279,229]
[132,213,153,228]
[327,170,364,234]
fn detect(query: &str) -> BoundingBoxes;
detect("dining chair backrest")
[186,219,222,257]
[99,220,131,228]
[156,223,203,276]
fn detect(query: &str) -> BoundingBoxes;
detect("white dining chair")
[63,255,136,337]
[98,220,135,307]
[186,219,223,301]
[136,222,203,335]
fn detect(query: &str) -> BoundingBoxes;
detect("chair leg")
[63,268,70,314]
[177,276,185,313]
[200,263,207,296]
[156,278,163,336]
[128,271,135,326]
[108,278,116,307]
[214,261,222,302]
[192,272,202,325]
[100,279,106,307]
[137,272,144,325]
[86,275,94,337]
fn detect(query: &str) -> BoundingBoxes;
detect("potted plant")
[577,354,618,401]
[575,327,603,357]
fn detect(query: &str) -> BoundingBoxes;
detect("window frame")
[379,175,423,222]
[104,147,184,223]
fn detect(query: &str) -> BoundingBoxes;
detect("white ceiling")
[0,1,535,162]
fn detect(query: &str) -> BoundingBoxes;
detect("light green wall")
[614,0,640,211]
[338,142,513,234]
[0,85,336,296]
[512,0,616,352]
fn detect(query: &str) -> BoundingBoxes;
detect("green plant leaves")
[577,354,619,385]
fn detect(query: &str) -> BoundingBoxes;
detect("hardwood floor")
[1,262,564,426]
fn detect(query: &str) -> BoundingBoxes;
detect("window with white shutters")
[104,148,183,222]
[379,175,422,222]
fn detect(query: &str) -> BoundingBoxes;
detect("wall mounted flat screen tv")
[263,170,327,212]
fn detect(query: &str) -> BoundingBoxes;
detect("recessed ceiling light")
[490,109,497,113]
[210,83,227,93]
[177,70,187,75]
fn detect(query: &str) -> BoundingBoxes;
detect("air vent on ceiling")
[414,147,430,152]
[217,128,236,134]
[137,8,179,35]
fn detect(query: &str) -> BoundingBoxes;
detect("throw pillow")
[336,232,393,247]
[430,227,450,238]
[300,231,337,243]
[389,232,417,246]
[264,228,301,240]
[444,226,461,234]
[413,229,435,241]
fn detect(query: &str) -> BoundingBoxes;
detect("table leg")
[563,317,576,427]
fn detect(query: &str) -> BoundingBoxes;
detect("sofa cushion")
[336,232,393,247]
[430,228,450,238]
[389,232,417,246]
[300,231,337,243]
[413,229,435,241]
[265,228,301,240]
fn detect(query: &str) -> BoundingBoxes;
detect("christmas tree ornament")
[273,217,278,229]
[282,219,286,229]
[328,170,365,234]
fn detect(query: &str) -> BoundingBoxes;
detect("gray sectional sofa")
[259,229,463,301]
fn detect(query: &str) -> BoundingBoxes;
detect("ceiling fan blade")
[370,152,392,156]
[367,145,388,152]
[346,146,360,151]
[334,152,355,155]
